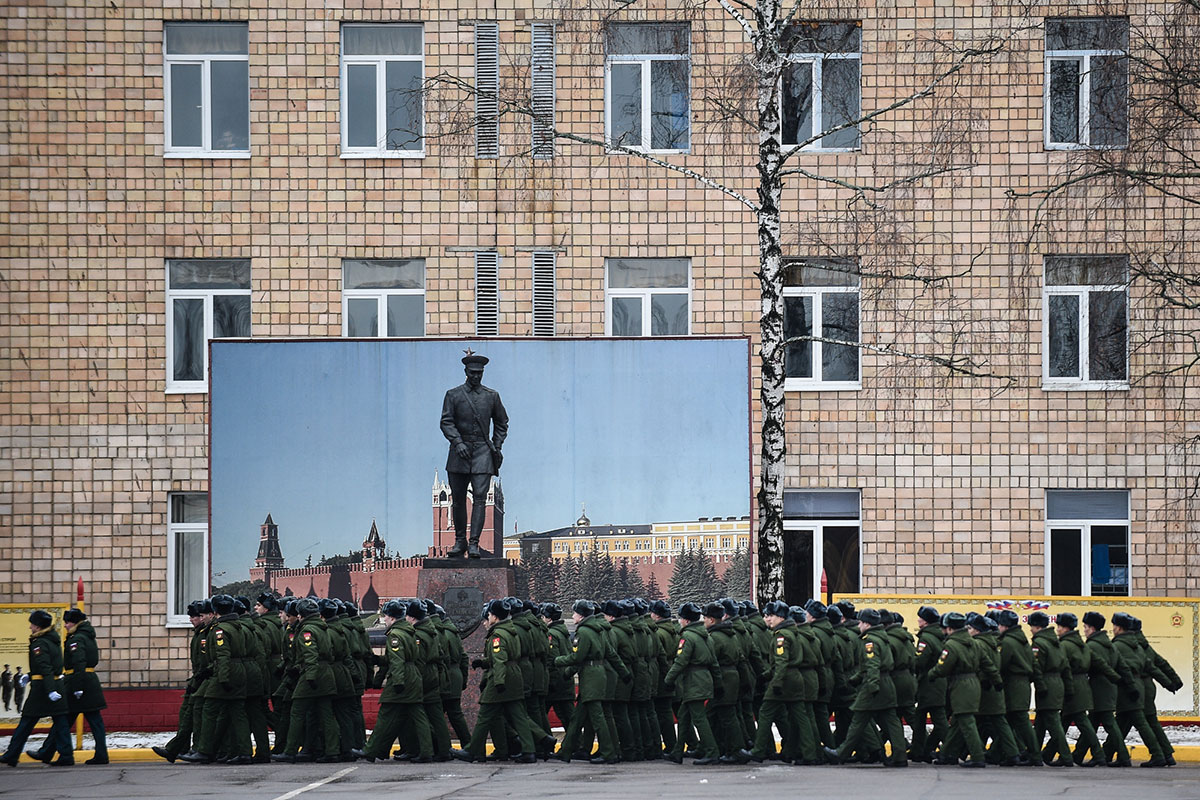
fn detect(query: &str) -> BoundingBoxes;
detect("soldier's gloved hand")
[455,442,472,459]
[74,690,83,699]
[17,673,30,688]
[48,691,63,702]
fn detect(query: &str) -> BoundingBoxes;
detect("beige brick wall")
[1,0,1197,686]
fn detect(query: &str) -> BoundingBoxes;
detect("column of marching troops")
[145,590,1184,769]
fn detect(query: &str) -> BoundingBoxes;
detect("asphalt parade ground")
[2,759,1198,800]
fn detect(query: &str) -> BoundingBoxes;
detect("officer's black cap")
[788,605,806,622]
[1111,611,1135,630]
[996,609,1019,628]
[633,598,649,615]
[29,610,53,629]
[1082,611,1106,629]
[1056,612,1078,629]
[186,600,207,617]
[917,605,940,624]
[702,602,725,620]
[462,352,489,367]
[345,601,360,615]
[433,604,445,618]
[805,599,827,619]
[858,608,882,626]
[826,605,844,624]
[649,599,671,618]
[284,599,300,616]
[719,598,738,618]
[540,602,562,621]
[878,609,894,626]
[296,598,319,617]
[678,602,703,622]
[1131,616,1143,632]
[834,601,857,620]
[256,592,278,611]
[984,609,1001,622]
[602,600,624,618]
[967,614,988,632]
[423,598,438,616]
[211,594,236,615]
[487,599,509,619]
[893,611,905,626]
[762,600,790,618]
[406,600,427,620]
[1027,611,1050,628]
[382,600,406,619]
[318,598,340,619]
[573,599,595,618]
[63,608,87,624]
[741,600,759,616]
[983,616,998,631]
[234,596,251,613]
[940,612,965,629]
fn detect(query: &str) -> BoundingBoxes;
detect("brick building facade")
[2,0,1198,697]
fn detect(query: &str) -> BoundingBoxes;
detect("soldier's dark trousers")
[832,706,853,745]
[423,698,452,755]
[740,698,757,745]
[654,696,677,752]
[1061,711,1102,763]
[812,701,835,749]
[1005,709,1038,759]
[365,702,432,759]
[636,699,659,758]
[549,697,574,732]
[1088,709,1128,763]
[1112,709,1165,761]
[1034,709,1071,762]
[351,696,367,750]
[941,711,985,763]
[1143,697,1174,758]
[467,700,534,759]
[332,696,359,755]
[671,699,718,760]
[613,701,639,758]
[749,698,802,759]
[198,697,250,757]
[909,705,948,758]
[706,702,744,756]
[2,713,72,763]
[561,699,617,761]
[271,697,291,753]
[443,696,472,745]
[978,713,1018,761]
[34,709,107,761]
[163,693,196,758]
[285,696,339,757]
[838,707,907,765]
[246,695,270,758]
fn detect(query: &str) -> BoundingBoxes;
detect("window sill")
[785,379,862,392]
[1041,381,1130,392]
[165,618,194,629]
[1044,143,1128,151]
[787,146,862,154]
[166,385,208,395]
[605,147,690,156]
[340,151,425,159]
[164,152,252,159]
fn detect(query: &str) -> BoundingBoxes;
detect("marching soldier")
[909,605,947,762]
[606,600,642,761]
[927,612,984,767]
[542,603,575,732]
[650,600,680,754]
[1133,617,1181,765]
[826,608,907,767]
[235,596,270,764]
[362,600,433,763]
[555,600,619,763]
[732,601,762,748]
[826,603,858,745]
[966,614,1017,765]
[996,609,1038,764]
[409,600,453,761]
[1028,611,1072,766]
[1054,612,1102,766]
[435,602,472,749]
[741,600,805,764]
[31,609,108,765]
[1109,613,1167,767]
[883,610,917,760]
[1,611,73,767]
[631,599,661,760]
[155,599,212,763]
[662,602,721,765]
[334,601,368,757]
[703,602,747,763]
[1081,611,1132,767]
[272,600,301,755]
[183,594,250,764]
[253,593,285,756]
[272,598,339,763]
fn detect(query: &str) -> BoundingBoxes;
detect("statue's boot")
[467,538,482,559]
[447,536,468,557]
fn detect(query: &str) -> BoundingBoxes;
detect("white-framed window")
[784,259,861,389]
[164,22,250,158]
[1045,489,1130,596]
[782,490,861,604]
[167,493,209,627]
[1045,17,1128,149]
[605,257,690,336]
[605,24,690,153]
[1043,255,1128,390]
[782,21,861,150]
[342,259,425,337]
[167,259,251,394]
[340,23,424,157]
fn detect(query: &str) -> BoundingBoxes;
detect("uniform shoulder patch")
[32,645,41,655]
[302,630,314,646]
[865,641,874,652]
[69,642,79,651]
[492,636,502,652]
[917,641,927,652]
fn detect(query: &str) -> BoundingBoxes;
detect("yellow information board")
[0,604,68,727]
[832,594,1198,720]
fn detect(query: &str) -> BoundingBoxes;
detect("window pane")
[608,258,688,288]
[1049,59,1081,144]
[783,259,860,287]
[174,529,206,617]
[169,63,203,149]
[1046,490,1129,521]
[781,62,813,146]
[784,294,813,378]
[343,24,422,56]
[782,529,814,606]
[210,60,249,151]
[1046,17,1128,51]
[1045,255,1128,286]
[171,493,208,523]
[213,294,251,338]
[612,296,642,336]
[169,259,251,289]
[173,298,204,382]
[386,60,423,150]
[1050,528,1083,595]
[784,490,860,519]
[610,63,642,147]
[344,259,424,290]
[347,63,378,148]
[788,22,861,54]
[650,293,688,335]
[387,294,424,336]
[166,22,248,55]
[650,59,689,150]
[1047,294,1080,378]
[606,24,689,55]
[1089,290,1127,381]
[346,297,379,337]
[821,58,860,148]
[1090,525,1129,595]
[821,292,859,382]
[823,526,860,593]
[1090,55,1128,147]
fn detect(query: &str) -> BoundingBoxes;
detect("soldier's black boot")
[447,537,468,557]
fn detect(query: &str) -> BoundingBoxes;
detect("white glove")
[74,690,84,699]
[48,691,62,702]
[17,673,30,688]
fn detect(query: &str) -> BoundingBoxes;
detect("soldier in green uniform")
[542,603,575,731]
[334,601,368,756]
[452,600,537,762]
[183,594,251,764]
[882,610,917,760]
[732,601,762,749]
[31,609,108,764]
[1028,611,1072,766]
[363,600,433,763]
[408,600,453,760]
[631,598,661,759]
[435,603,472,748]
[805,601,839,751]
[1079,611,1131,765]
[825,608,907,767]
[995,610,1038,764]
[155,600,212,762]
[1132,617,1181,766]
[517,599,554,753]
[650,600,680,754]
[315,599,355,762]
[703,602,747,763]
[253,593,285,756]
[909,605,948,762]
[743,601,772,742]
[966,614,1017,765]
[661,602,720,765]
[273,598,340,762]
[272,600,301,755]
[825,604,858,746]
[1,611,73,767]
[926,612,984,767]
[740,600,804,763]
[554,601,619,763]
[1052,612,1102,766]
[1109,613,1166,767]
[606,600,642,761]
[788,605,824,764]
[232,596,269,764]
[348,601,374,753]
